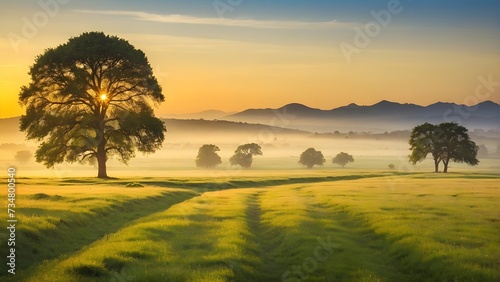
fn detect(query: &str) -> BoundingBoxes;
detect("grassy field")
[1,172,499,281]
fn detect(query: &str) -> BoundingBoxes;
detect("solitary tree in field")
[299,148,325,169]
[230,143,262,168]
[19,32,166,178]
[409,122,478,173]
[196,144,222,168]
[332,152,354,168]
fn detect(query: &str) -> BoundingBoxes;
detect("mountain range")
[223,100,500,132]
[2,101,499,139]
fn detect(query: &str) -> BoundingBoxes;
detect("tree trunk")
[97,144,108,178]
[96,119,108,178]
[443,160,449,173]
[434,159,439,173]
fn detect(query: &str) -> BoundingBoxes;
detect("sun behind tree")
[19,32,166,178]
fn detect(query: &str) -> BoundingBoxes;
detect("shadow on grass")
[138,174,395,193]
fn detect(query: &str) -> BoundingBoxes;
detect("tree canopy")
[332,152,354,168]
[409,122,478,172]
[299,148,325,169]
[196,144,222,168]
[229,143,262,168]
[19,32,166,178]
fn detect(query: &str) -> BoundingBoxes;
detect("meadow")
[1,170,499,281]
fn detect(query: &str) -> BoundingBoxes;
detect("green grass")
[0,182,197,279]
[1,172,499,281]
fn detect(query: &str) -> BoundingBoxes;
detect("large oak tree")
[409,122,478,172]
[19,32,166,178]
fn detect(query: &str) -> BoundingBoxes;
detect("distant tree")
[299,148,325,169]
[388,163,396,170]
[230,143,262,168]
[409,122,478,172]
[332,152,354,168]
[196,144,222,168]
[18,32,166,178]
[15,150,32,163]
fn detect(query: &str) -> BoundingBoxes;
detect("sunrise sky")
[0,0,499,118]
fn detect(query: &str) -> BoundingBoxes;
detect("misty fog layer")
[1,117,499,177]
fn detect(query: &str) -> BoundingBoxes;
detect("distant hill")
[163,118,310,143]
[0,117,311,145]
[2,100,499,143]
[224,101,500,132]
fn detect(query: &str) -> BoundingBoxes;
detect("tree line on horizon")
[17,32,480,177]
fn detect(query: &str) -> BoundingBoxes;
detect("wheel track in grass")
[243,187,310,281]
[244,191,285,281]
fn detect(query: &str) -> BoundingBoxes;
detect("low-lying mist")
[1,117,498,177]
